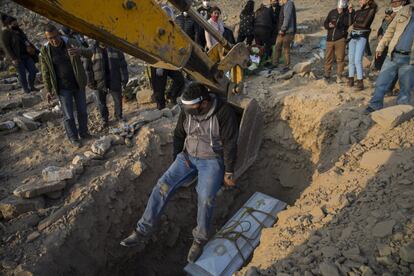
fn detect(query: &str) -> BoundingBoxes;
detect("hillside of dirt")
[1,0,414,276]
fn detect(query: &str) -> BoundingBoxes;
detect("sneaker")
[187,240,205,263]
[120,230,150,247]
[69,139,81,148]
[363,106,376,115]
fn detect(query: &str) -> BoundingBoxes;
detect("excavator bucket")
[231,97,264,180]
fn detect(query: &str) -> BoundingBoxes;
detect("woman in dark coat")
[237,0,255,45]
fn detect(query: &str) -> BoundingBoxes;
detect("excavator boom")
[11,0,263,180]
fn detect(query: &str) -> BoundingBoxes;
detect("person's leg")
[73,88,89,137]
[354,37,367,80]
[348,38,356,78]
[58,89,79,140]
[395,56,414,105]
[192,157,224,243]
[335,38,346,77]
[324,41,335,78]
[263,30,273,61]
[150,68,167,110]
[23,57,37,91]
[94,89,109,123]
[166,70,185,103]
[368,57,399,110]
[16,60,30,93]
[137,153,197,235]
[110,89,123,120]
[282,34,294,67]
[272,35,284,66]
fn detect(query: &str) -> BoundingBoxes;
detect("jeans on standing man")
[348,36,367,80]
[368,54,414,110]
[16,56,37,93]
[58,89,88,140]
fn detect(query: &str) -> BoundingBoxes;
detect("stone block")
[21,94,42,108]
[13,116,40,131]
[13,180,66,199]
[91,136,112,155]
[293,61,312,74]
[0,121,16,131]
[23,110,56,122]
[360,150,393,171]
[371,105,414,129]
[400,243,414,263]
[0,196,45,220]
[42,166,74,182]
[0,98,22,110]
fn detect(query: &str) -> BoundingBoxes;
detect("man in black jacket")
[175,12,201,46]
[1,16,37,93]
[324,0,353,83]
[197,0,212,48]
[121,82,238,264]
[86,41,128,126]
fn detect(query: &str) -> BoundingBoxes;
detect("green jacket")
[40,37,92,95]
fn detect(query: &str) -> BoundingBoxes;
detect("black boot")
[355,79,364,91]
[348,77,354,87]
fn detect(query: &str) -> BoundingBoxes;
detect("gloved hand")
[155,68,164,76]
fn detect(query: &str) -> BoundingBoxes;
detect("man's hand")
[223,173,236,187]
[12,59,18,66]
[375,51,382,60]
[348,3,353,12]
[47,92,54,104]
[328,22,335,28]
[68,46,81,56]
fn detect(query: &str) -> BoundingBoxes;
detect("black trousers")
[94,89,123,123]
[254,27,273,60]
[150,68,185,110]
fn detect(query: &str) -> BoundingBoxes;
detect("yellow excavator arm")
[13,0,248,95]
[12,0,263,179]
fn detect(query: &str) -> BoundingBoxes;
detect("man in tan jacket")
[365,2,414,113]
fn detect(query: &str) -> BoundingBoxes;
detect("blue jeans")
[58,89,88,140]
[93,89,123,123]
[137,152,224,242]
[16,56,37,93]
[348,37,367,80]
[369,53,414,110]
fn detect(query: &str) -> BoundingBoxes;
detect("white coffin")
[184,192,286,276]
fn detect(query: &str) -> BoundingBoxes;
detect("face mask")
[203,1,210,8]
[183,12,188,17]
[392,6,403,13]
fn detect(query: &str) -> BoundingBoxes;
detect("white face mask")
[392,6,403,13]
[203,1,210,8]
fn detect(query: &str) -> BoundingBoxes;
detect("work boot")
[363,106,376,115]
[69,139,81,148]
[120,230,150,247]
[347,77,354,87]
[187,240,205,263]
[355,79,364,91]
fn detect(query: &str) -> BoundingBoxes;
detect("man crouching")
[120,82,238,263]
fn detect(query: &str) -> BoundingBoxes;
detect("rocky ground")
[1,0,414,276]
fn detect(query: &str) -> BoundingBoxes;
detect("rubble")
[0,98,22,110]
[0,196,44,219]
[293,61,312,74]
[13,116,41,131]
[371,105,414,129]
[0,120,16,131]
[23,109,55,122]
[42,166,74,182]
[399,243,414,263]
